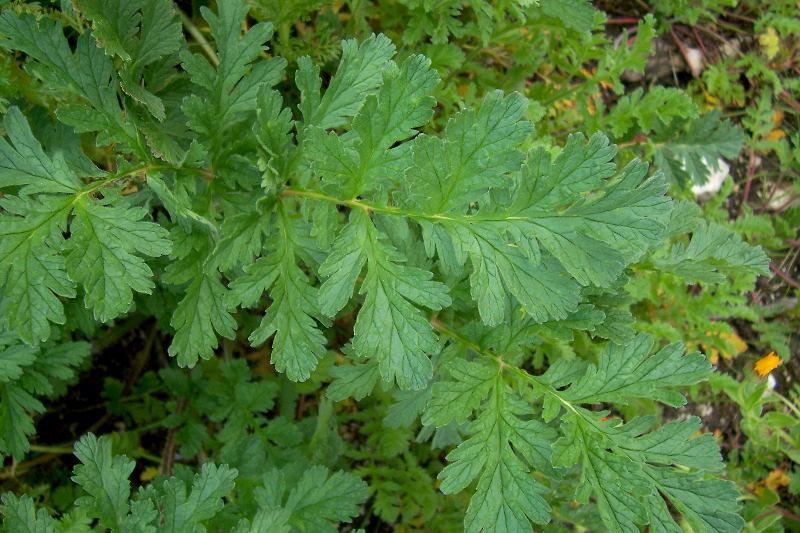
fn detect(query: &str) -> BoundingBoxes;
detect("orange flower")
[753,351,781,378]
[765,468,790,492]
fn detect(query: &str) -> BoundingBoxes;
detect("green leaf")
[254,87,296,185]
[319,211,450,390]
[558,419,651,531]
[0,198,74,344]
[298,34,396,129]
[653,110,745,186]
[0,343,36,382]
[236,508,291,533]
[538,0,596,33]
[561,333,712,407]
[168,272,237,367]
[605,87,697,138]
[402,126,670,326]
[327,360,381,402]
[549,395,740,533]
[614,416,723,471]
[0,493,57,533]
[229,210,327,382]
[131,0,183,67]
[655,220,770,289]
[422,358,497,427]
[0,107,82,195]
[0,110,76,343]
[307,53,439,197]
[74,0,144,61]
[0,383,40,460]
[588,415,740,531]
[21,341,91,395]
[76,0,182,121]
[76,0,181,66]
[0,340,89,459]
[0,108,172,338]
[645,466,744,533]
[64,196,171,323]
[512,135,670,272]
[403,90,533,213]
[552,412,742,533]
[146,172,218,232]
[437,369,555,532]
[161,463,238,530]
[72,434,135,530]
[283,466,368,532]
[450,224,581,326]
[0,13,134,145]
[209,210,269,273]
[180,0,286,137]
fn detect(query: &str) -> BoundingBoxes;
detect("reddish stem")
[670,27,698,78]
[606,17,640,25]
[738,150,756,217]
[691,26,711,59]
[769,262,800,290]
[161,397,186,477]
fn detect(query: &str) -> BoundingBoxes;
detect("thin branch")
[0,453,59,480]
[670,27,699,78]
[180,10,219,67]
[769,262,800,290]
[160,397,186,477]
[123,323,158,396]
[738,149,756,217]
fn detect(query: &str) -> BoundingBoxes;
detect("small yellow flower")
[765,468,790,492]
[140,466,160,482]
[759,27,780,60]
[753,351,781,378]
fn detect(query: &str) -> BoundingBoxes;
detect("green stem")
[429,318,580,415]
[280,187,536,224]
[133,450,164,464]
[28,444,74,454]
[773,392,800,419]
[180,10,219,67]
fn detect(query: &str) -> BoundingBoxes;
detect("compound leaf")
[161,463,238,529]
[65,196,172,323]
[72,434,135,530]
[561,333,712,408]
[169,272,237,367]
[653,110,745,186]
[283,466,368,532]
[319,211,450,390]
[307,53,439,197]
[0,198,74,344]
[655,220,770,289]
[437,369,555,532]
[0,13,134,145]
[74,0,144,61]
[229,210,327,382]
[299,34,396,129]
[0,494,58,532]
[0,107,82,195]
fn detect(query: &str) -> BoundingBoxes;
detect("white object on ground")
[685,47,704,78]
[691,158,730,199]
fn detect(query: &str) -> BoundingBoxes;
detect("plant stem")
[28,444,74,454]
[429,317,580,416]
[180,10,219,67]
[281,187,540,224]
[160,397,185,476]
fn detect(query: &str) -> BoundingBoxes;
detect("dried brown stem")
[160,397,186,477]
[769,263,800,290]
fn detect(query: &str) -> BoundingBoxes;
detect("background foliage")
[0,0,797,531]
